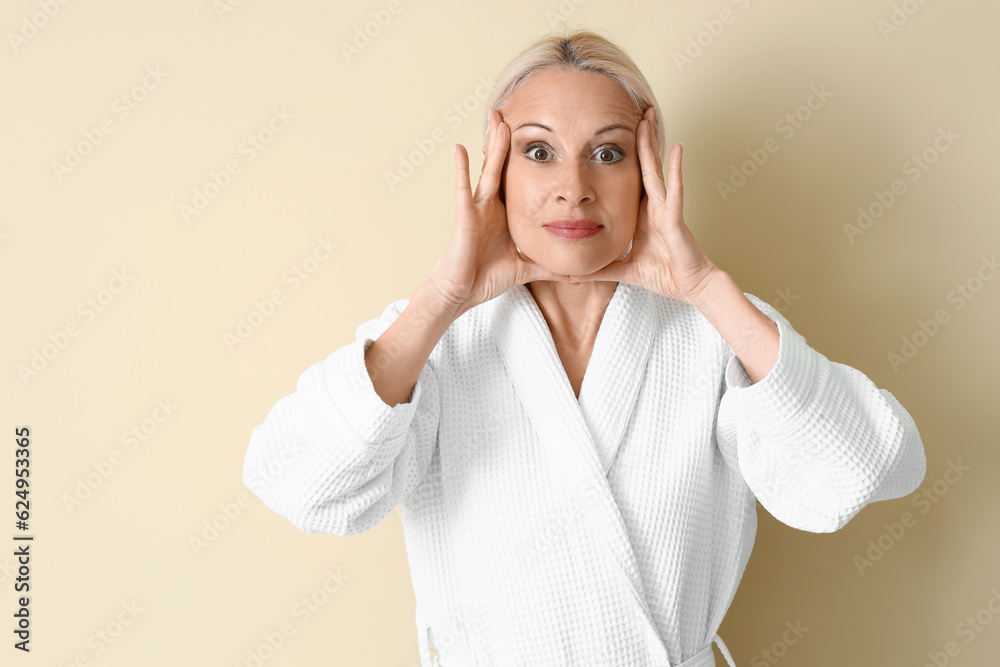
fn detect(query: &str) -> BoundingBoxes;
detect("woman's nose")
[552,161,595,206]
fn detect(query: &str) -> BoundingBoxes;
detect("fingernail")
[454,142,457,154]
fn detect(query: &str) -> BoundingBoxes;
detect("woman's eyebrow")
[511,121,634,136]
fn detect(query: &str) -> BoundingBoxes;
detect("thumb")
[568,262,624,284]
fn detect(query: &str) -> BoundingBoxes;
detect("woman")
[243,29,926,666]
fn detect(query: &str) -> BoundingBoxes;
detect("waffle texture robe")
[242,282,926,666]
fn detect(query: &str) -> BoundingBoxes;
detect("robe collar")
[490,281,660,627]
[492,281,657,473]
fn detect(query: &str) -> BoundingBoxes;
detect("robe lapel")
[577,282,658,475]
[491,282,659,628]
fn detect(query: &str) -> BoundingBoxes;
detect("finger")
[523,264,569,286]
[639,107,659,171]
[647,107,661,168]
[637,116,667,203]
[481,108,495,172]
[475,109,503,199]
[455,142,473,211]
[666,143,684,222]
[514,251,564,286]
[474,113,509,203]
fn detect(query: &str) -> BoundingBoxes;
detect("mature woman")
[243,29,926,666]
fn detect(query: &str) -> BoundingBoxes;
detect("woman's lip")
[545,219,601,229]
[544,225,602,240]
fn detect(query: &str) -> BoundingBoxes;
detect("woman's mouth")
[543,219,602,240]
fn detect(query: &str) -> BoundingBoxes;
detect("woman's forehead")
[505,71,640,129]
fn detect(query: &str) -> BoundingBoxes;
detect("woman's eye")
[523,144,550,161]
[521,143,624,163]
[596,147,624,163]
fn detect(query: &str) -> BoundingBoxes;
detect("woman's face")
[497,67,644,277]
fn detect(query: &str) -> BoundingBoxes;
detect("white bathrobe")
[242,282,926,666]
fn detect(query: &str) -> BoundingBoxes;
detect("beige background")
[3,0,998,665]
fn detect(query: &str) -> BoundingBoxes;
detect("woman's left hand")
[568,106,723,307]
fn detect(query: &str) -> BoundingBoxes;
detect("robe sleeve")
[242,298,440,536]
[715,293,926,533]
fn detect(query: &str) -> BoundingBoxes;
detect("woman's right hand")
[427,108,565,317]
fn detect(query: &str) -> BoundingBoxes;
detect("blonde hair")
[484,27,665,162]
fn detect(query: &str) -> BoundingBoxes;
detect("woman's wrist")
[687,267,730,312]
[689,270,780,383]
[415,279,467,326]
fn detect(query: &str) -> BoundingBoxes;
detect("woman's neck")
[526,280,618,351]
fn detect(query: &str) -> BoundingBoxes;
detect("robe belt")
[424,631,737,667]
[418,616,432,667]
[675,633,736,667]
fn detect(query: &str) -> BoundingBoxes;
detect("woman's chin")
[527,253,618,279]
